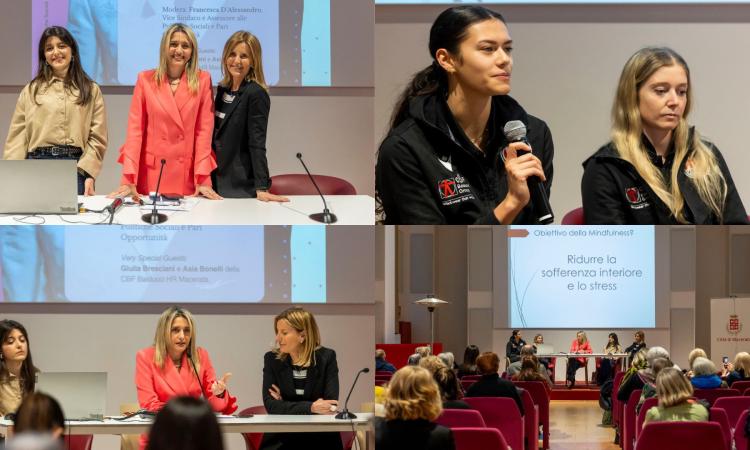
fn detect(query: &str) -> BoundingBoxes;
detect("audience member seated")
[375,366,455,450]
[433,366,471,410]
[438,352,456,371]
[636,357,673,414]
[464,352,524,415]
[597,332,623,385]
[644,367,709,424]
[420,356,448,375]
[724,352,750,387]
[408,346,432,366]
[690,357,725,389]
[566,331,593,388]
[623,331,647,361]
[146,396,224,450]
[12,392,65,441]
[506,330,526,364]
[508,346,553,388]
[616,348,649,402]
[376,349,397,374]
[686,348,708,378]
[457,345,480,378]
[512,356,552,393]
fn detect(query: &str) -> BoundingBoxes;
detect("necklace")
[468,127,489,149]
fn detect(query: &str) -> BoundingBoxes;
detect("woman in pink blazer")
[135,306,236,449]
[110,23,221,200]
[566,330,593,388]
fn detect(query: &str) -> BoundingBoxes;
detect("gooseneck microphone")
[185,346,205,398]
[141,159,168,225]
[296,152,337,224]
[335,367,369,420]
[503,121,553,224]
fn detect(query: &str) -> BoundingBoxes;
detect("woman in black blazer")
[376,366,455,450]
[212,31,288,201]
[261,307,341,450]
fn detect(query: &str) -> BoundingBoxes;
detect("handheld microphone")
[105,197,124,225]
[335,367,369,420]
[296,152,337,224]
[141,159,168,225]
[185,346,205,398]
[503,121,553,225]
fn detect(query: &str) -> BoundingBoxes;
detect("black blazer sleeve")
[582,158,628,224]
[428,426,456,450]
[321,348,340,401]
[536,117,555,199]
[710,144,749,224]
[262,352,313,414]
[246,85,271,191]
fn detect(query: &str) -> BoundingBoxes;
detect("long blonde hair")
[219,30,267,90]
[153,306,200,373]
[273,307,321,367]
[611,47,727,223]
[155,23,200,94]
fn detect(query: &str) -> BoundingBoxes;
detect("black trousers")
[567,358,583,383]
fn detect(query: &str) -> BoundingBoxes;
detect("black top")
[582,130,748,224]
[211,80,272,198]
[464,373,524,415]
[506,337,527,362]
[443,399,472,410]
[617,372,646,403]
[624,342,646,362]
[375,418,455,450]
[376,93,554,224]
[260,347,342,450]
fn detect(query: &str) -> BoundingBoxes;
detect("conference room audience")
[636,357,673,414]
[12,392,65,440]
[135,306,236,449]
[433,366,471,410]
[375,366,455,450]
[644,368,708,424]
[618,347,671,402]
[438,352,456,371]
[725,352,750,387]
[111,23,221,200]
[512,356,552,393]
[146,396,223,450]
[3,26,107,195]
[457,345,480,378]
[0,320,38,418]
[507,345,553,388]
[375,5,554,225]
[597,332,623,385]
[686,348,707,378]
[376,349,397,374]
[464,352,524,415]
[566,331,593,388]
[623,331,647,361]
[261,307,342,450]
[689,357,725,389]
[211,31,287,201]
[582,46,748,224]
[506,330,526,364]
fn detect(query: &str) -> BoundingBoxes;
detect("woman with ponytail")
[582,47,748,224]
[375,5,554,224]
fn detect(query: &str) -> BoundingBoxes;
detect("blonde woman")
[566,330,592,388]
[211,30,287,201]
[375,365,455,450]
[135,306,236,449]
[111,23,221,200]
[644,367,708,424]
[262,307,341,450]
[582,46,747,224]
[686,347,707,378]
[726,352,750,387]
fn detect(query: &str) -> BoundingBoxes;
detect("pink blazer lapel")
[174,73,192,117]
[154,75,185,133]
[163,354,190,395]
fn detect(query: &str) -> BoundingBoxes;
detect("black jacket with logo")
[376,93,554,224]
[581,130,748,224]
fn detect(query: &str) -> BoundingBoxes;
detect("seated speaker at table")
[261,307,342,450]
[3,26,107,196]
[135,306,236,449]
[110,23,221,201]
[0,320,39,423]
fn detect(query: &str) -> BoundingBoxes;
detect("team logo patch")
[437,174,474,206]
[625,187,649,210]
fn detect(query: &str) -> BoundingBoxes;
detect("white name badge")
[215,111,226,119]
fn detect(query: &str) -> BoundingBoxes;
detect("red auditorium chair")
[729,380,750,393]
[733,409,749,450]
[65,435,94,450]
[709,407,732,450]
[514,381,551,449]
[713,396,750,429]
[239,406,267,450]
[692,388,740,407]
[452,427,510,450]
[268,174,356,195]
[635,397,659,439]
[561,207,584,225]
[435,409,486,428]
[463,397,524,450]
[460,379,476,392]
[375,371,393,378]
[461,375,482,381]
[612,371,626,432]
[634,421,725,450]
[623,389,642,450]
[519,388,539,450]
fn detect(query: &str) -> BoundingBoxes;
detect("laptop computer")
[0,160,78,214]
[36,372,107,420]
[535,344,554,354]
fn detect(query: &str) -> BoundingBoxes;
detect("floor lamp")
[415,295,449,354]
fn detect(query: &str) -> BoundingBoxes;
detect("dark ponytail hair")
[389,6,506,130]
[31,26,94,106]
[0,320,38,396]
